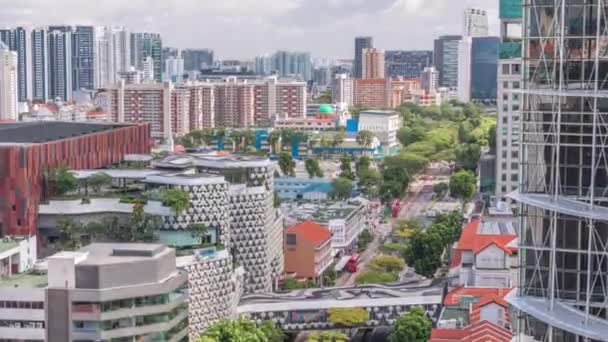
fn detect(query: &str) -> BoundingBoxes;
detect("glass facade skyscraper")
[434,35,462,88]
[385,50,433,78]
[0,27,27,102]
[354,37,373,78]
[509,1,608,341]
[470,37,499,101]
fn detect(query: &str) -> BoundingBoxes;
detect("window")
[511,174,519,182]
[501,186,507,193]
[511,162,518,170]
[286,234,297,246]
[501,174,507,181]
[502,140,508,147]
[502,151,507,158]
[513,94,519,101]
[503,81,509,89]
[502,163,507,169]
[512,151,519,159]
[512,64,521,74]
[503,94,508,101]
[513,82,520,89]
[502,64,510,75]
[502,117,508,124]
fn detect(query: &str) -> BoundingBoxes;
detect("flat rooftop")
[282,200,365,223]
[0,121,130,144]
[75,243,169,266]
[0,272,48,288]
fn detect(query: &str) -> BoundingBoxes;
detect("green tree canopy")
[356,130,375,148]
[87,172,112,194]
[327,307,369,327]
[162,188,190,215]
[306,331,349,342]
[388,307,432,342]
[369,255,406,273]
[50,166,78,196]
[339,155,355,180]
[305,158,324,178]
[278,152,296,176]
[331,177,353,200]
[355,270,399,285]
[455,143,481,172]
[449,170,477,203]
[198,319,283,342]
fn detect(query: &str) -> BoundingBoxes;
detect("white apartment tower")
[332,73,354,106]
[142,56,155,82]
[420,66,439,92]
[95,26,131,88]
[457,37,473,103]
[463,8,489,37]
[0,42,18,121]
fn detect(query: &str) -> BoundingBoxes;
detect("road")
[335,163,453,287]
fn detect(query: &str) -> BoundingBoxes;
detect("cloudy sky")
[0,0,498,59]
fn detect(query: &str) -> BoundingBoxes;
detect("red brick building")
[0,122,151,237]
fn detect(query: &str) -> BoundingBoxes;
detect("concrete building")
[457,37,473,103]
[214,79,255,128]
[411,89,442,107]
[361,48,385,79]
[254,77,307,123]
[385,50,433,78]
[421,66,439,92]
[284,221,333,282]
[101,82,174,141]
[389,77,420,108]
[331,73,354,106]
[358,110,401,156]
[118,67,143,85]
[47,26,73,101]
[195,156,283,293]
[95,26,131,88]
[31,28,48,101]
[164,56,184,82]
[0,27,27,102]
[0,42,18,121]
[254,53,272,76]
[354,36,373,78]
[182,49,214,71]
[131,32,162,82]
[470,37,499,101]
[463,8,489,37]
[183,82,215,130]
[71,26,95,91]
[274,177,333,201]
[353,78,389,108]
[142,56,155,82]
[434,35,462,88]
[0,235,37,276]
[495,0,522,199]
[271,51,312,81]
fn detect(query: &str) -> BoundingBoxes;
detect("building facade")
[463,8,489,37]
[0,122,151,237]
[354,36,373,78]
[470,37,500,101]
[385,50,433,78]
[0,27,27,102]
[358,110,401,156]
[182,49,214,71]
[31,28,48,101]
[271,51,312,81]
[47,26,73,101]
[331,73,354,106]
[0,42,18,121]
[71,26,95,91]
[421,66,439,92]
[508,1,608,341]
[361,48,385,79]
[131,32,162,82]
[353,78,389,108]
[434,35,462,88]
[284,221,333,282]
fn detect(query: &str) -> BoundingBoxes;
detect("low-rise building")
[0,235,37,276]
[358,110,401,157]
[284,221,333,283]
[274,177,332,201]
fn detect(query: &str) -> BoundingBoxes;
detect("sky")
[0,0,499,60]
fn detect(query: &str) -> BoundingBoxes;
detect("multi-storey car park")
[506,0,608,341]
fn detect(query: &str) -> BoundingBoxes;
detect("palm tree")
[332,131,346,147]
[356,130,375,156]
[202,128,215,147]
[231,130,243,152]
[268,131,281,155]
[243,129,256,151]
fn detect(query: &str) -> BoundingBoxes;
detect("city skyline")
[0,0,498,59]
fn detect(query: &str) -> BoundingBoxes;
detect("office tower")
[508,1,608,341]
[164,56,184,82]
[111,26,131,74]
[457,37,473,102]
[463,8,489,37]
[214,78,255,127]
[0,42,18,121]
[495,0,523,198]
[0,27,27,102]
[195,155,284,293]
[47,26,73,101]
[271,51,312,81]
[161,46,178,73]
[332,73,354,106]
[31,28,47,101]
[182,48,214,71]
[313,66,331,87]
[420,66,439,92]
[131,32,162,82]
[71,26,95,91]
[385,50,433,78]
[470,37,499,101]
[142,56,155,82]
[434,35,462,88]
[361,48,385,79]
[354,36,373,78]
[95,26,131,88]
[255,53,272,75]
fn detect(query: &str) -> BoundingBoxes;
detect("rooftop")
[0,240,19,254]
[0,121,132,144]
[286,221,332,245]
[282,200,365,223]
[455,218,517,255]
[430,321,512,342]
[0,272,48,288]
[75,243,169,266]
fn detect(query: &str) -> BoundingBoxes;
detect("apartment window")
[512,151,519,159]
[502,117,508,124]
[286,234,297,246]
[513,82,521,89]
[502,151,507,158]
[511,162,518,170]
[503,94,508,101]
[502,64,510,75]
[502,186,507,193]
[502,140,508,147]
[513,94,519,101]
[502,174,507,182]
[503,104,509,112]
[511,174,519,182]
[503,81,509,89]
[512,104,520,111]
[502,163,507,169]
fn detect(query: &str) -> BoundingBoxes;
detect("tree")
[389,307,432,342]
[163,188,190,215]
[355,156,372,176]
[278,152,296,176]
[327,307,369,327]
[357,229,374,252]
[88,172,112,194]
[57,218,83,250]
[305,158,324,178]
[397,126,426,146]
[369,255,405,273]
[356,130,375,149]
[449,170,477,204]
[403,229,443,278]
[339,155,355,180]
[355,270,399,285]
[331,177,353,200]
[358,169,382,198]
[455,143,481,171]
[268,131,281,155]
[307,331,349,342]
[332,131,346,147]
[50,166,78,196]
[433,182,449,199]
[199,319,283,342]
[189,224,209,243]
[488,124,497,152]
[128,203,160,242]
[273,191,282,208]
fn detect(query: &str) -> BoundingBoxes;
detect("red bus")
[346,253,360,273]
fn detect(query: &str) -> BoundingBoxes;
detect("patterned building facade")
[0,122,151,237]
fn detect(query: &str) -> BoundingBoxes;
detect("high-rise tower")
[0,27,27,102]
[354,36,373,78]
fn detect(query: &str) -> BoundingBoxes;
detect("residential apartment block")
[284,221,333,282]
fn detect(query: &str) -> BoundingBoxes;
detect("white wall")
[475,244,507,269]
[480,302,506,327]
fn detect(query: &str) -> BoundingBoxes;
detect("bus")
[346,253,360,273]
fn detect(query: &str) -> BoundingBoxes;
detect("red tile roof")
[286,221,332,245]
[455,218,517,256]
[430,321,512,342]
[444,287,511,306]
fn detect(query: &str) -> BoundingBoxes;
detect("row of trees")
[355,254,405,285]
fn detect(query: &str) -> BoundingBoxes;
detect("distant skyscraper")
[131,32,162,82]
[470,37,499,101]
[332,73,354,106]
[142,56,155,82]
[361,48,385,79]
[47,26,73,101]
[164,56,184,82]
[385,50,433,78]
[457,37,473,102]
[271,51,312,81]
[0,42,18,120]
[463,8,489,37]
[434,35,462,88]
[182,49,214,71]
[0,27,27,102]
[71,26,95,91]
[255,54,273,76]
[161,47,178,74]
[95,26,131,88]
[354,37,373,78]
[31,28,47,101]
[420,66,439,92]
